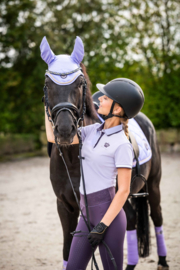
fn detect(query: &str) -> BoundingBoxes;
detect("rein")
[43,70,117,270]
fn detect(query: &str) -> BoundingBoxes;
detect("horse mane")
[80,63,99,125]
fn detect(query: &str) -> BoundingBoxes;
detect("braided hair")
[118,107,129,140]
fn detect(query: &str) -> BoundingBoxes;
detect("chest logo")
[104,142,110,148]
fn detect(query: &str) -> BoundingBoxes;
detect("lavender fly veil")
[40,36,84,85]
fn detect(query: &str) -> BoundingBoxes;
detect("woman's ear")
[114,104,122,114]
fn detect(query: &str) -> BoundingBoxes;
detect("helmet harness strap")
[103,101,127,121]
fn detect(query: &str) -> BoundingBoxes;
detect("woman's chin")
[98,108,103,114]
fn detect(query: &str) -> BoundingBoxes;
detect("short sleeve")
[114,143,134,168]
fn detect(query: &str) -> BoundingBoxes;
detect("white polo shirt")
[79,122,133,195]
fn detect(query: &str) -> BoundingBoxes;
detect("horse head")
[40,36,97,145]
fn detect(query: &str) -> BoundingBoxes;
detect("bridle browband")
[46,67,82,76]
[43,68,117,270]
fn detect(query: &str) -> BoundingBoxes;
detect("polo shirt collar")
[96,122,123,136]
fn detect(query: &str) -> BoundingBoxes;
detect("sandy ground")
[0,153,180,270]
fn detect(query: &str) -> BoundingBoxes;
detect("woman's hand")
[87,222,108,248]
[45,107,55,143]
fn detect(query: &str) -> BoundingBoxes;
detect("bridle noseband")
[51,102,80,126]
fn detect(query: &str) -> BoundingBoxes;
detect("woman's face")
[97,95,113,115]
[98,95,122,116]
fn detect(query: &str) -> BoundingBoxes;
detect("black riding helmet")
[96,78,144,120]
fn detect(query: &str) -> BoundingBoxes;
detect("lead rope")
[43,77,117,270]
[76,79,99,270]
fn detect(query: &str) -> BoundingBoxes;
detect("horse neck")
[84,115,98,126]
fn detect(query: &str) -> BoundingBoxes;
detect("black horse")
[43,63,168,270]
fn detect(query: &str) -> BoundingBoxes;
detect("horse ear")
[40,36,55,65]
[71,36,84,64]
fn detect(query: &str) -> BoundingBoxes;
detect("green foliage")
[0,0,180,136]
[0,133,37,155]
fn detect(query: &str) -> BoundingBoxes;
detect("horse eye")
[79,82,83,88]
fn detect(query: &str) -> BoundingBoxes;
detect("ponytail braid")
[119,108,129,140]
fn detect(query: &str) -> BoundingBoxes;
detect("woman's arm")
[45,107,79,144]
[45,107,55,143]
[100,168,131,226]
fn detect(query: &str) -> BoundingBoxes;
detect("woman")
[46,78,144,270]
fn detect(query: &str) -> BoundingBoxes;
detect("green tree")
[107,0,180,128]
[0,0,45,135]
[0,0,179,137]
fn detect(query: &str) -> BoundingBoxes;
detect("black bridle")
[43,69,117,270]
[44,68,87,131]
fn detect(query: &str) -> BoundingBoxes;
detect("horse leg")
[148,178,169,270]
[57,199,79,270]
[124,200,139,270]
[124,161,152,270]
[123,163,151,270]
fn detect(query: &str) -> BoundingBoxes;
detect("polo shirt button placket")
[93,131,105,149]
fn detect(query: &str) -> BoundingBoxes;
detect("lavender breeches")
[66,187,127,270]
